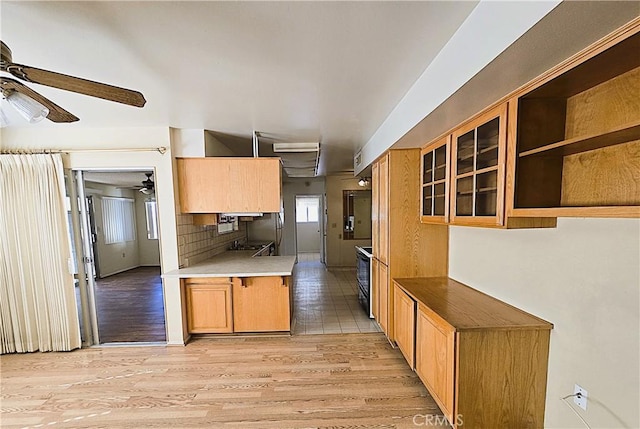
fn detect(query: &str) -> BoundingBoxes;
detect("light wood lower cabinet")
[184,276,291,334]
[232,276,291,332]
[393,284,415,368]
[393,277,553,429]
[185,278,233,333]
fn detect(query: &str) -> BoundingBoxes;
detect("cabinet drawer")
[416,303,456,423]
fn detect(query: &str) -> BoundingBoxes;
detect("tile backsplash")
[176,214,245,267]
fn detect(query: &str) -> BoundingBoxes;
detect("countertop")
[162,251,296,278]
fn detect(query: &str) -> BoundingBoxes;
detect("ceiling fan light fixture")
[5,90,49,123]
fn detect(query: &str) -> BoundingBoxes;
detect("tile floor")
[292,253,381,335]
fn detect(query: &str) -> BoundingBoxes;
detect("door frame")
[293,194,325,263]
[69,167,166,345]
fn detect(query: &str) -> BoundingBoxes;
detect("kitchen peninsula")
[163,251,296,335]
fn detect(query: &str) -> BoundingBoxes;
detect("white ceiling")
[0,1,478,174]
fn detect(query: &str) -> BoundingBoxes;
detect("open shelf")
[519,121,640,158]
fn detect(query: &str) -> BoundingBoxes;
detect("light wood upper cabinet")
[177,157,282,213]
[232,276,290,332]
[185,278,233,333]
[421,136,451,224]
[450,103,508,227]
[506,24,640,218]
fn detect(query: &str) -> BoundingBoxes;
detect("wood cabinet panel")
[377,154,389,265]
[232,276,290,332]
[377,261,389,335]
[371,258,379,321]
[185,279,233,333]
[393,283,415,368]
[416,304,455,423]
[177,157,281,213]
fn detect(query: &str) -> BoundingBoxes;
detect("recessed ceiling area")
[0,1,478,174]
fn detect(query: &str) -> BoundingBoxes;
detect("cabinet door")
[450,104,507,227]
[378,154,389,265]
[371,258,379,320]
[377,261,389,336]
[372,162,379,259]
[416,304,456,422]
[232,276,290,332]
[393,283,416,368]
[421,136,451,224]
[185,279,233,333]
[177,157,282,213]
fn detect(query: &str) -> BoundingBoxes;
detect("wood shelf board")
[394,278,552,331]
[519,121,640,158]
[510,206,640,218]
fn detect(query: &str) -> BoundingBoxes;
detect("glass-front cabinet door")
[420,136,450,224]
[450,103,507,226]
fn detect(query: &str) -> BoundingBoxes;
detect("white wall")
[356,1,561,174]
[281,178,326,257]
[449,218,640,429]
[135,192,161,266]
[84,182,140,277]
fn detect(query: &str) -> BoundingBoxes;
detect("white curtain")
[0,154,81,353]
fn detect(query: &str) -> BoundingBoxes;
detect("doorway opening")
[68,169,166,345]
[295,195,322,263]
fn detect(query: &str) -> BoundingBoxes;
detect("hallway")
[292,258,380,335]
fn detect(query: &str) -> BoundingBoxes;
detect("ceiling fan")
[0,41,146,123]
[138,173,155,195]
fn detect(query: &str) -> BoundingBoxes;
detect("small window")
[296,197,319,223]
[145,201,159,240]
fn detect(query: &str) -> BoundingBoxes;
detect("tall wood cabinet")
[371,149,448,342]
[394,277,553,429]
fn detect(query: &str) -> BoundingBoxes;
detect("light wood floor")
[0,334,448,428]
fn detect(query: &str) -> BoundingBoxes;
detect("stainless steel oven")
[355,246,373,318]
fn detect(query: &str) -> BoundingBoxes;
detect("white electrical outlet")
[574,384,588,410]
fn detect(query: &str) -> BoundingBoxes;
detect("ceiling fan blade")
[6,63,146,108]
[1,77,79,123]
